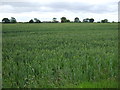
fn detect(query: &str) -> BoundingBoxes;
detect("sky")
[0,0,119,22]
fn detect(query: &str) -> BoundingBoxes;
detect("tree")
[2,18,10,23]
[101,19,108,23]
[29,19,34,23]
[97,21,101,23]
[10,17,17,23]
[101,20,104,23]
[82,18,94,23]
[34,18,41,23]
[83,18,89,23]
[66,19,70,22]
[61,17,67,23]
[52,18,59,23]
[74,17,80,23]
[53,18,57,22]
[89,18,94,23]
[112,21,115,23]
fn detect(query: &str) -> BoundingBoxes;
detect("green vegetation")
[2,23,118,88]
[62,79,118,88]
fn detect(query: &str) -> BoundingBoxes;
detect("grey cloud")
[48,2,117,13]
[1,1,117,14]
[2,2,40,7]
[48,2,93,12]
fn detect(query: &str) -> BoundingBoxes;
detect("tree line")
[2,17,116,23]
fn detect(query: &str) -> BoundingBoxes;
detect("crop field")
[2,23,118,88]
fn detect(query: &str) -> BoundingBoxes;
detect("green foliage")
[74,17,80,23]
[2,18,10,23]
[61,17,67,23]
[83,18,94,23]
[66,19,70,22]
[10,17,17,23]
[34,18,41,23]
[2,23,118,88]
[101,19,108,23]
[61,79,118,88]
[89,18,94,23]
[29,19,34,23]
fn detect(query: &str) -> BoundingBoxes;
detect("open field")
[2,23,118,88]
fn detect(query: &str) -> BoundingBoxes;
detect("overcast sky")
[0,0,119,22]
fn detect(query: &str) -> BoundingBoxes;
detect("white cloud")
[0,5,14,13]
[0,0,119,22]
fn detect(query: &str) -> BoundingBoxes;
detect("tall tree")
[74,17,80,23]
[61,17,67,23]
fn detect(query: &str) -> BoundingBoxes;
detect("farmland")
[2,23,118,88]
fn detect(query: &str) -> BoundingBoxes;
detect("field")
[2,23,118,88]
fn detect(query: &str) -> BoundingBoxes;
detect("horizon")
[1,17,118,23]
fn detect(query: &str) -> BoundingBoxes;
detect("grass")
[2,23,118,88]
[62,79,118,88]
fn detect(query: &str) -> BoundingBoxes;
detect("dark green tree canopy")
[29,19,34,23]
[34,18,41,23]
[83,18,94,23]
[74,17,80,23]
[61,17,67,23]
[10,17,17,23]
[83,18,89,22]
[101,19,108,23]
[66,19,70,22]
[2,18,10,23]
[89,18,94,23]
